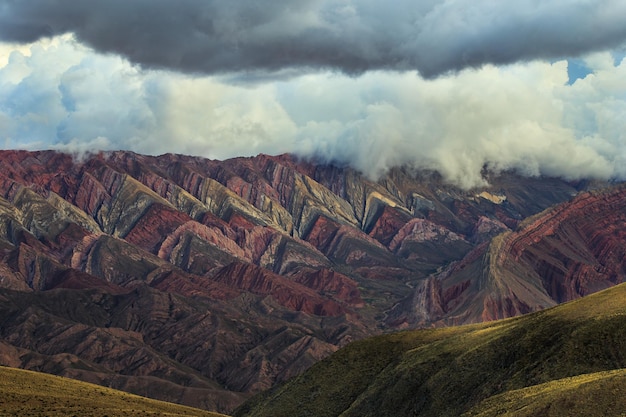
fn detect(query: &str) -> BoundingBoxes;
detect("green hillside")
[0,366,228,417]
[236,283,626,417]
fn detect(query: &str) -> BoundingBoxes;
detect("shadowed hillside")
[236,283,626,417]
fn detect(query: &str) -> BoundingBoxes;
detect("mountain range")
[0,150,624,413]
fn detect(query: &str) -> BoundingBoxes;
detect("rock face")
[0,149,613,413]
[388,185,626,327]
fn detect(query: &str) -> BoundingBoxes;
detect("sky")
[1,1,625,188]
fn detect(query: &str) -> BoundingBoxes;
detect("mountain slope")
[0,365,227,417]
[0,149,615,412]
[236,282,626,417]
[465,369,626,417]
[389,184,626,327]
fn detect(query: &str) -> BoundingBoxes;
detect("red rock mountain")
[387,184,626,327]
[0,150,621,413]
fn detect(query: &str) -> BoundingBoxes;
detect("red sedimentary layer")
[124,203,191,254]
[496,187,626,302]
[212,262,346,316]
[368,206,413,246]
[292,268,364,307]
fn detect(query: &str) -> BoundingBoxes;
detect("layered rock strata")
[0,150,610,412]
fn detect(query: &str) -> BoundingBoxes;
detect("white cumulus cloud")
[0,36,625,188]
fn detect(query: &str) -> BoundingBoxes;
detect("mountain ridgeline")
[0,150,624,413]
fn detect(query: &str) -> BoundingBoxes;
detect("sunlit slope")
[236,283,626,417]
[465,369,626,417]
[0,366,228,417]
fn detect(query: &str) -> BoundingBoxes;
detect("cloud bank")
[1,0,626,77]
[1,36,625,188]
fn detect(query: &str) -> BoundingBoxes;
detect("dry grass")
[465,369,626,417]
[0,366,228,417]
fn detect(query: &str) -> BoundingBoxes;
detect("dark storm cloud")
[1,0,626,77]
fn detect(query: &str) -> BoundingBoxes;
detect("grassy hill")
[465,369,626,416]
[0,366,228,417]
[236,283,626,417]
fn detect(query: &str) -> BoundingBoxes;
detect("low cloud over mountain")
[0,1,625,187]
